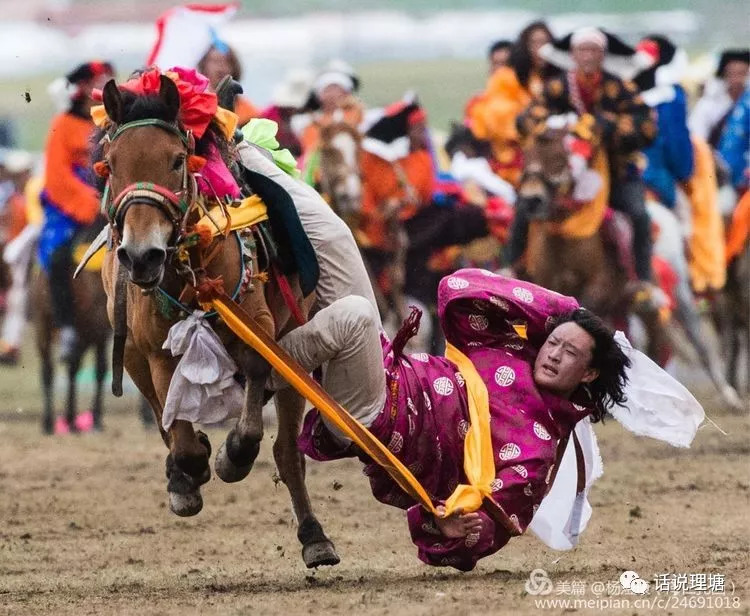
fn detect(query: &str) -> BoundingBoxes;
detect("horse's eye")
[172,156,185,171]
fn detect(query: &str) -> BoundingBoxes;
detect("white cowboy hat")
[271,69,314,109]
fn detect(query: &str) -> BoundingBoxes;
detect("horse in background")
[316,119,425,348]
[518,123,669,361]
[31,227,110,434]
[519,122,742,407]
[96,74,338,568]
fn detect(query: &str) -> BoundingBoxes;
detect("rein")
[102,118,196,240]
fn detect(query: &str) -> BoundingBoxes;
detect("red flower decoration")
[92,67,218,138]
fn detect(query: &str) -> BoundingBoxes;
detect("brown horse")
[317,120,409,328]
[520,126,668,360]
[31,250,110,434]
[721,241,750,395]
[97,75,337,568]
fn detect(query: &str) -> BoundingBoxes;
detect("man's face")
[723,60,749,100]
[489,47,511,75]
[318,83,349,112]
[201,48,233,89]
[529,28,551,67]
[533,322,598,397]
[572,42,605,76]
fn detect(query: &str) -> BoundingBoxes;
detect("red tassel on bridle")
[187,155,206,173]
[93,160,110,178]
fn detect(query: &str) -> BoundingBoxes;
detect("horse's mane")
[91,90,233,191]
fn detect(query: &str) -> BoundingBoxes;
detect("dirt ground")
[1,349,749,616]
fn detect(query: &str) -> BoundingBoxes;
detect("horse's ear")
[102,79,122,125]
[158,75,180,122]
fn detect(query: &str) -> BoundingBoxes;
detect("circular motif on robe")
[489,295,510,310]
[494,366,516,387]
[467,341,482,347]
[446,276,469,290]
[423,391,432,410]
[457,420,470,438]
[490,478,503,492]
[512,286,534,304]
[433,376,454,396]
[387,431,403,454]
[408,460,423,475]
[533,422,552,441]
[523,484,533,497]
[509,513,520,527]
[468,313,489,331]
[465,532,480,548]
[410,353,429,363]
[511,464,528,478]
[499,442,521,461]
[454,372,465,387]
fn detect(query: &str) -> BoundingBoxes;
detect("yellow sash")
[211,294,508,524]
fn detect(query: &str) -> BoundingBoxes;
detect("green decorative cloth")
[242,118,300,178]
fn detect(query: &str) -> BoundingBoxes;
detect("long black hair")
[509,20,559,89]
[550,308,631,422]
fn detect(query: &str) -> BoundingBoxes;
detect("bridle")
[101,118,198,246]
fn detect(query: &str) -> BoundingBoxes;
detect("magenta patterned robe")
[298,268,593,571]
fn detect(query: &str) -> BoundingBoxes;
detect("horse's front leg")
[273,387,340,568]
[214,346,269,483]
[125,343,210,516]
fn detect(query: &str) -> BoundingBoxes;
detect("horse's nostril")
[117,247,133,270]
[143,248,167,270]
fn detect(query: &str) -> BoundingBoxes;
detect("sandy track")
[0,391,748,615]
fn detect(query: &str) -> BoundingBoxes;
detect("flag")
[147,3,239,71]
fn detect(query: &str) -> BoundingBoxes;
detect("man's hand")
[434,505,483,539]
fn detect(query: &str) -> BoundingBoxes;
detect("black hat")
[633,35,687,94]
[540,28,654,81]
[716,48,750,77]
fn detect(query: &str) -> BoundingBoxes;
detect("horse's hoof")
[174,451,210,478]
[298,516,339,568]
[169,490,203,517]
[214,440,253,483]
[302,540,341,569]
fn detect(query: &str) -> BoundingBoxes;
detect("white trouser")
[1,225,38,347]
[1,260,27,347]
[269,295,386,439]
[237,142,380,320]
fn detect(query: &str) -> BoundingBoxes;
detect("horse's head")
[99,76,193,289]
[444,122,492,161]
[318,120,362,219]
[518,125,575,221]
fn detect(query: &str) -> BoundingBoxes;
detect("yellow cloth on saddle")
[196,195,269,236]
[541,150,610,239]
[24,176,44,226]
[73,243,105,272]
[684,137,726,292]
[211,295,508,526]
[726,191,750,264]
